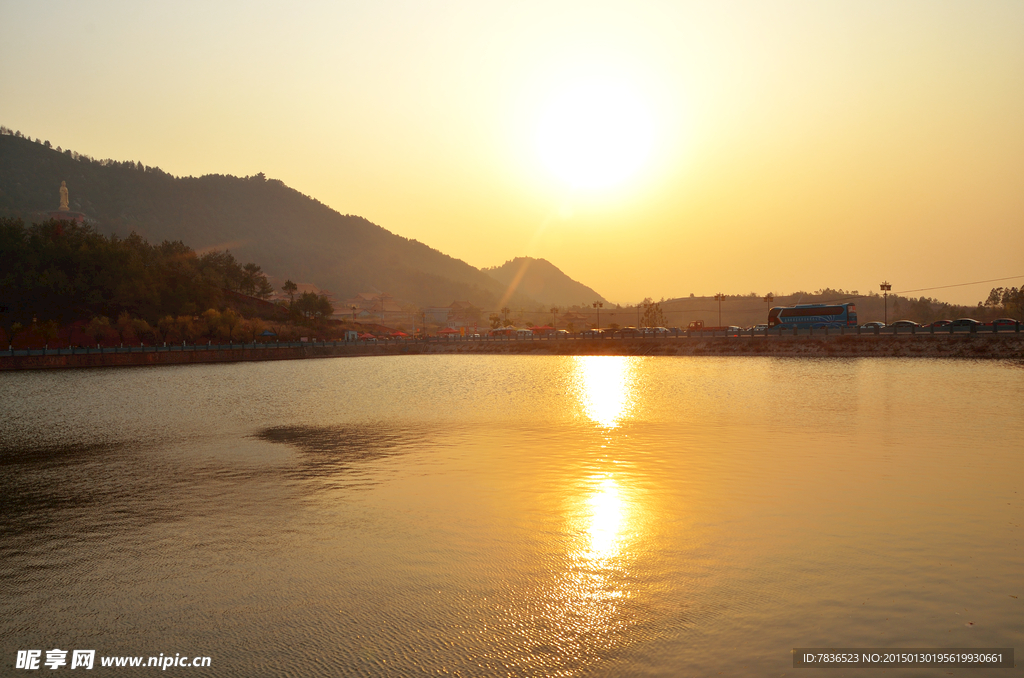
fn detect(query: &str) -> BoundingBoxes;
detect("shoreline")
[2,334,1022,370]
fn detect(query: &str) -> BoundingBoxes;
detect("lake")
[1,356,1021,676]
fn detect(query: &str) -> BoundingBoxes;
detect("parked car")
[644,327,671,336]
[890,320,920,328]
[991,318,1021,329]
[949,318,981,328]
[861,322,886,329]
[924,319,952,328]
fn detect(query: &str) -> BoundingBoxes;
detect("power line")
[468,274,1024,319]
[894,274,1024,296]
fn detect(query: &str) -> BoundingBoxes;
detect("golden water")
[1,356,1021,676]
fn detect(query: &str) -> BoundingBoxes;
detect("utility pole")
[763,293,773,324]
[593,301,603,330]
[714,293,724,327]
[880,281,891,325]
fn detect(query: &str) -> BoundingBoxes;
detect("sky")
[1,0,1022,306]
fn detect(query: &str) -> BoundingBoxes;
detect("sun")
[535,78,655,191]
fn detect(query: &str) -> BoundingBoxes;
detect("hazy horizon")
[2,0,1022,306]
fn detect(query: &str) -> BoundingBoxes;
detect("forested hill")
[0,132,532,309]
[484,257,607,308]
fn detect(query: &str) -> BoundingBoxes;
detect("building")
[424,301,483,329]
[447,301,482,329]
[560,311,591,330]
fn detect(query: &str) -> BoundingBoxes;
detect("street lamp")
[714,293,724,327]
[593,301,603,330]
[880,281,891,325]
[351,305,357,322]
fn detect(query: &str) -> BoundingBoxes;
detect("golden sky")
[2,1,1022,305]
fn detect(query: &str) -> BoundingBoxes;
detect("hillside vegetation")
[483,257,607,308]
[0,132,538,310]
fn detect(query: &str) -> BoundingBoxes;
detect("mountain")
[483,257,607,308]
[0,132,543,310]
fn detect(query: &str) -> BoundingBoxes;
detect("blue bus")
[767,303,857,329]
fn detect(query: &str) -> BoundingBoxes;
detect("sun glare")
[535,79,655,190]
[570,355,636,428]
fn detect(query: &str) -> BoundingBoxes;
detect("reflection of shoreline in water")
[254,424,444,492]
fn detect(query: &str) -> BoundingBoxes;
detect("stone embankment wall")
[2,334,1022,371]
[397,334,1024,359]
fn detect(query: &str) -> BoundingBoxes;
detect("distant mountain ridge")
[0,132,599,311]
[483,257,607,308]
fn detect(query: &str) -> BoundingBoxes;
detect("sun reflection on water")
[502,473,644,675]
[493,356,650,674]
[586,476,625,560]
[569,356,638,428]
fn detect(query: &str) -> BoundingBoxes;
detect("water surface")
[2,356,1021,676]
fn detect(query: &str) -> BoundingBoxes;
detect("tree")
[641,298,666,328]
[5,322,23,348]
[175,315,197,343]
[282,279,298,304]
[220,309,241,342]
[87,316,111,346]
[255,276,275,300]
[245,318,266,342]
[293,291,317,319]
[987,286,1023,320]
[489,313,502,329]
[131,318,155,344]
[201,309,221,340]
[240,262,270,297]
[316,295,334,320]
[116,311,135,344]
[293,292,333,321]
[39,320,59,347]
[157,315,176,343]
